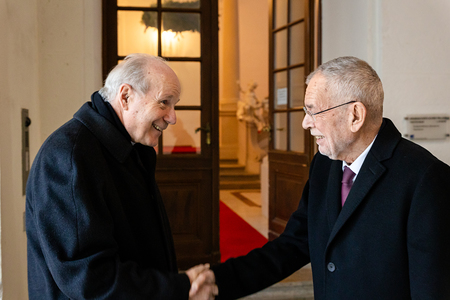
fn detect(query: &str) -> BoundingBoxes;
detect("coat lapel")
[324,118,402,249]
[327,153,386,246]
[326,161,344,230]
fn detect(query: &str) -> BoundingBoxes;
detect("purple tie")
[341,166,356,206]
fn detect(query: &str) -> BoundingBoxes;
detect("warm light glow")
[118,11,158,56]
[161,29,201,57]
[162,30,178,55]
[118,11,201,57]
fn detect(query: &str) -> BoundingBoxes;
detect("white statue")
[237,81,268,132]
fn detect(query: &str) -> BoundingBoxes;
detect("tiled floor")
[220,190,314,299]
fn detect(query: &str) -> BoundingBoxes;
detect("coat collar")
[74,101,134,163]
[326,118,402,246]
[369,118,402,163]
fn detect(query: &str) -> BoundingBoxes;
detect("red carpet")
[220,201,268,262]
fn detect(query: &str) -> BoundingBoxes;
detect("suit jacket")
[213,118,450,299]
[26,97,190,299]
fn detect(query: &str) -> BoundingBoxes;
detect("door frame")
[101,0,220,269]
[267,0,321,240]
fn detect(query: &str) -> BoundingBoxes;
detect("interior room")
[1,0,449,298]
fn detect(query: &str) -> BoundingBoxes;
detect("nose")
[164,106,177,125]
[302,113,314,130]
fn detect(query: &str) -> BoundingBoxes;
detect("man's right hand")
[186,264,218,300]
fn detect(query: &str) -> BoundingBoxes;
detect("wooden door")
[268,0,320,240]
[102,0,220,269]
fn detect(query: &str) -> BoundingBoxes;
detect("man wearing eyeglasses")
[201,56,450,299]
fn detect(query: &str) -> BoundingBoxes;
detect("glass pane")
[162,13,201,57]
[274,71,287,110]
[118,11,158,56]
[163,110,201,155]
[166,61,201,106]
[162,0,200,9]
[289,67,305,108]
[274,0,288,28]
[118,0,157,7]
[274,29,287,69]
[289,22,305,66]
[274,113,287,151]
[290,0,305,22]
[290,111,305,152]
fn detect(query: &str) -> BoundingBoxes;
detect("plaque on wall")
[404,114,449,140]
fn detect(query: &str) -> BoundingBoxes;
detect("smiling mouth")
[315,135,325,140]
[153,124,163,132]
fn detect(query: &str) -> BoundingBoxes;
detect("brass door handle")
[195,122,211,145]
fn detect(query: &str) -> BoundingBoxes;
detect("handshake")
[186,264,219,300]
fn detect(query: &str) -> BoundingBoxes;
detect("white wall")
[0,1,41,298]
[380,0,450,164]
[323,0,450,165]
[0,0,102,298]
[38,0,103,141]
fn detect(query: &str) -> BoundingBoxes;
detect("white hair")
[306,56,384,121]
[99,53,167,102]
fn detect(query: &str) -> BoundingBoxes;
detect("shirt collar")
[342,136,377,181]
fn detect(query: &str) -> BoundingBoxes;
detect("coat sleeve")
[26,128,191,300]
[212,165,313,300]
[407,159,450,299]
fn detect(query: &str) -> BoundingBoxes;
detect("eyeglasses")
[303,100,356,122]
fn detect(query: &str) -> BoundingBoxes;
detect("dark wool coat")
[212,118,450,300]
[26,95,190,299]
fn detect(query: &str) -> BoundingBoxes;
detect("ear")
[118,84,133,111]
[350,102,367,133]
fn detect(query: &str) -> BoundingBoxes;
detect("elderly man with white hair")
[26,54,217,300]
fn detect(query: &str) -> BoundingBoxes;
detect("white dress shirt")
[342,136,377,182]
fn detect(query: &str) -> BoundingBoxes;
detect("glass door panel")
[274,71,288,110]
[289,67,305,108]
[166,61,201,106]
[289,22,305,65]
[118,0,157,7]
[274,0,288,28]
[289,0,305,21]
[162,0,201,8]
[290,111,306,152]
[162,13,201,57]
[118,11,158,56]
[162,110,201,155]
[274,29,287,69]
[274,112,287,151]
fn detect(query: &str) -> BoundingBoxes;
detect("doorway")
[102,0,220,269]
[217,0,270,259]
[218,0,320,297]
[217,0,320,237]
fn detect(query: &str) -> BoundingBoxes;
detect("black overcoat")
[26,100,190,299]
[213,118,450,299]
